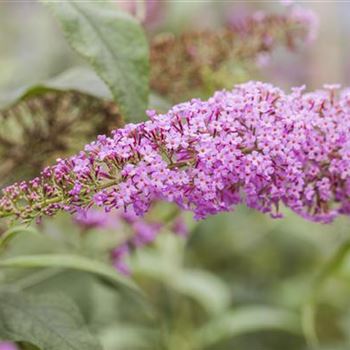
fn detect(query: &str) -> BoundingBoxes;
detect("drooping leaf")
[0,66,112,110]
[194,306,301,348]
[170,269,231,315]
[133,243,230,314]
[0,226,39,251]
[0,290,102,350]
[0,254,140,294]
[39,0,149,121]
[18,343,40,350]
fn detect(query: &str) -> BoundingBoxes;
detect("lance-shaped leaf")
[39,0,149,121]
[0,254,141,294]
[0,67,112,110]
[194,306,301,348]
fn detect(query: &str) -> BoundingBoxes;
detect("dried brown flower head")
[150,9,316,102]
[0,92,123,185]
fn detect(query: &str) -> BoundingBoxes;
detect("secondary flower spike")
[1,81,350,224]
[150,7,317,102]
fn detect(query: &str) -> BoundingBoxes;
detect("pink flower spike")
[2,81,350,225]
[0,342,18,350]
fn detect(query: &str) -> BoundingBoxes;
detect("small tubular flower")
[1,81,350,224]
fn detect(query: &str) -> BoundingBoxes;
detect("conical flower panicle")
[1,81,349,224]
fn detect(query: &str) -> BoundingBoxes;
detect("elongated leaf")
[133,248,230,314]
[40,0,149,121]
[195,306,301,348]
[0,67,112,110]
[0,226,39,250]
[0,66,168,115]
[0,290,102,350]
[170,269,231,315]
[302,240,350,348]
[99,324,157,350]
[0,254,140,293]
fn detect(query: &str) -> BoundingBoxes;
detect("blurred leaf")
[315,345,350,350]
[39,66,111,99]
[0,290,102,350]
[99,324,156,350]
[0,226,39,251]
[0,254,141,294]
[195,306,301,348]
[133,244,230,314]
[302,240,350,349]
[19,343,41,350]
[0,66,112,110]
[40,0,149,121]
[171,269,231,315]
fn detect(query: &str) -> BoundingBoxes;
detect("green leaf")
[194,306,301,348]
[0,66,111,111]
[132,233,230,314]
[19,343,40,350]
[99,324,156,350]
[0,225,39,251]
[0,290,102,350]
[302,240,350,349]
[133,249,230,314]
[170,269,231,315]
[39,0,149,121]
[0,254,141,294]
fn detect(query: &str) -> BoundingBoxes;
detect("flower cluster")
[111,213,188,274]
[228,6,318,47]
[150,7,317,102]
[2,81,350,224]
[110,211,163,274]
[74,207,184,274]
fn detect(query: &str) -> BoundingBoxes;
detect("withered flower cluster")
[150,7,317,102]
[0,92,123,185]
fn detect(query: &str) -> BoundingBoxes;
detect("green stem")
[0,179,119,219]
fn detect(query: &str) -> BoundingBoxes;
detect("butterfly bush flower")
[171,216,189,237]
[2,81,350,224]
[0,342,18,350]
[73,207,166,274]
[111,244,131,275]
[74,208,120,230]
[109,211,163,274]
